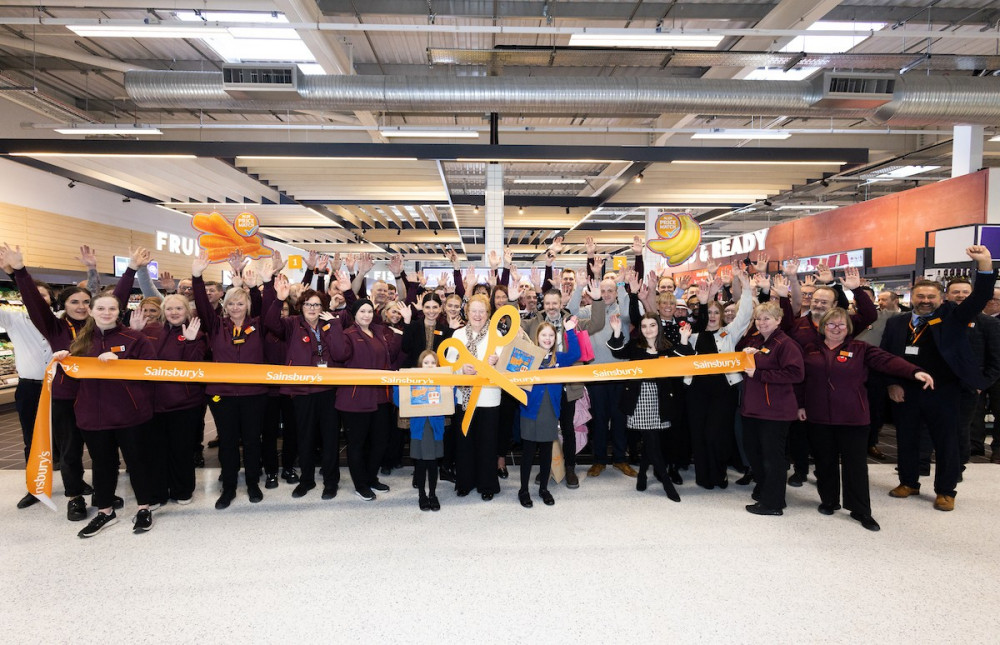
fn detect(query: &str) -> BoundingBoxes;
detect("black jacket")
[968,312,1000,388]
[881,269,998,391]
[607,331,693,421]
[400,317,454,368]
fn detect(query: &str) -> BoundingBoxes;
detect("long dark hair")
[634,312,671,353]
[57,286,90,312]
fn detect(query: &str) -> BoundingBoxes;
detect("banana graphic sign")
[647,212,702,266]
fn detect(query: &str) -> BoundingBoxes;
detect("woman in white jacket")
[681,269,753,489]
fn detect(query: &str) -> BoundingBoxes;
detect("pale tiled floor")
[2,463,999,643]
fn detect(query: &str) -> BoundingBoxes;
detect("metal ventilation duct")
[124,71,1000,126]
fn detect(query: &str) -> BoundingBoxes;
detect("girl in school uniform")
[517,318,581,508]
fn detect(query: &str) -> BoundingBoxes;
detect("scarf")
[458,324,489,409]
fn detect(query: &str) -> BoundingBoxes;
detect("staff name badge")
[905,346,920,355]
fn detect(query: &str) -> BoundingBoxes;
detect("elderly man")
[881,246,996,512]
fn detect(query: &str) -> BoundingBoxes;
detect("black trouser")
[663,382,691,468]
[209,394,266,492]
[413,459,438,497]
[195,399,207,453]
[742,416,790,510]
[520,439,553,492]
[382,404,406,470]
[587,382,626,464]
[263,394,299,473]
[52,398,86,498]
[82,424,153,510]
[293,389,341,488]
[456,406,500,495]
[892,381,961,497]
[808,423,871,517]
[865,373,888,448]
[787,419,809,477]
[687,376,738,488]
[958,387,979,464]
[15,378,43,463]
[560,393,578,469]
[150,407,201,502]
[342,403,392,493]
[497,391,519,459]
[441,418,457,472]
[635,429,668,481]
[972,379,1000,454]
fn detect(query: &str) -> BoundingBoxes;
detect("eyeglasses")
[301,302,323,309]
[825,322,848,329]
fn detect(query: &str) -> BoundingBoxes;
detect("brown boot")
[613,462,638,477]
[933,494,955,511]
[586,464,605,478]
[889,484,920,498]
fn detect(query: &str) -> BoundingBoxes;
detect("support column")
[485,163,504,261]
[952,125,984,178]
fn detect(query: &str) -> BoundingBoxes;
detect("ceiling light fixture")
[670,160,846,166]
[67,24,231,38]
[634,173,644,183]
[691,130,792,140]
[379,130,480,139]
[518,207,525,215]
[54,124,163,135]
[12,153,197,159]
[568,33,724,49]
[512,177,588,184]
[875,165,941,179]
[775,205,837,211]
[67,180,76,188]
[989,135,1000,142]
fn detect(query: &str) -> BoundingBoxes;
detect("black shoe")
[919,465,931,477]
[281,468,300,484]
[17,493,39,509]
[419,495,432,511]
[481,493,494,501]
[194,452,205,468]
[518,490,533,508]
[265,473,279,489]
[380,466,392,476]
[498,466,509,479]
[439,467,456,483]
[322,486,338,500]
[534,472,541,485]
[971,447,986,457]
[247,484,263,503]
[668,466,683,486]
[412,475,419,489]
[745,502,783,516]
[539,489,555,506]
[215,489,236,510]
[67,496,88,521]
[132,508,153,533]
[850,511,881,532]
[456,489,470,497]
[663,481,681,503]
[428,496,441,511]
[354,489,376,502]
[735,472,754,486]
[78,510,117,538]
[751,485,761,502]
[208,439,220,448]
[292,481,316,498]
[788,472,807,487]
[718,478,729,490]
[81,482,94,496]
[636,470,647,492]
[818,503,841,515]
[371,481,390,493]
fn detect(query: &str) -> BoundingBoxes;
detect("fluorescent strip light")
[11,153,196,158]
[456,158,627,164]
[991,135,1000,142]
[237,156,420,161]
[379,130,479,139]
[54,125,163,135]
[775,205,837,211]
[568,33,724,49]
[876,165,940,179]
[671,160,845,165]
[513,178,588,184]
[67,25,230,38]
[691,131,791,140]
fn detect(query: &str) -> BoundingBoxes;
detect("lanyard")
[908,319,928,345]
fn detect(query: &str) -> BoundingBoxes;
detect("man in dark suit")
[881,245,996,512]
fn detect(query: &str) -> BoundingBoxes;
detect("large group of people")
[1,234,997,539]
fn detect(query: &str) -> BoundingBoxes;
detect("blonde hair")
[753,301,783,322]
[465,294,491,319]
[222,286,250,311]
[161,294,192,321]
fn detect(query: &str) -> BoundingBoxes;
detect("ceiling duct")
[125,71,1000,126]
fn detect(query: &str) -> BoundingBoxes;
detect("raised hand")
[330,252,342,273]
[444,246,460,269]
[679,322,692,345]
[753,272,770,291]
[344,253,358,274]
[802,274,817,288]
[503,248,514,267]
[589,278,602,300]
[697,280,710,305]
[585,236,596,257]
[192,250,210,278]
[258,258,275,284]
[242,265,259,289]
[575,268,588,290]
[550,236,564,256]
[0,243,23,272]
[710,277,723,299]
[734,267,750,289]
[316,253,330,273]
[771,273,790,298]
[318,311,334,322]
[335,269,351,292]
[637,281,649,302]
[509,263,521,285]
[415,270,427,287]
[705,259,720,277]
[358,253,375,275]
[719,266,733,286]
[271,249,285,273]
[274,274,291,301]
[624,267,639,292]
[76,245,98,270]
[843,266,861,290]
[182,317,201,341]
[815,261,833,283]
[488,250,500,270]
[609,313,622,334]
[399,304,412,325]
[967,244,994,270]
[388,253,403,276]
[305,250,318,271]
[783,257,799,277]
[464,265,477,291]
[753,251,769,274]
[632,235,644,255]
[129,246,150,270]
[564,315,578,331]
[677,274,692,291]
[530,266,543,289]
[158,270,176,292]
[128,309,148,331]
[228,250,246,277]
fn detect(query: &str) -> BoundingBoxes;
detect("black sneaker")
[67,496,88,522]
[132,508,153,533]
[265,473,279,489]
[247,484,263,503]
[354,489,376,501]
[281,468,300,484]
[78,510,117,538]
[215,489,236,510]
[292,481,316,498]
[371,481,390,493]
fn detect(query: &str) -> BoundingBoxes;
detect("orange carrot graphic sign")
[191,211,273,262]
